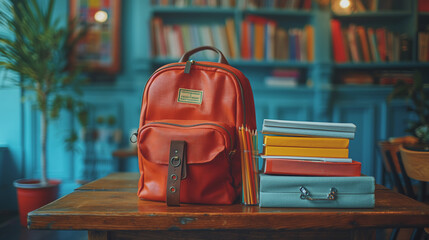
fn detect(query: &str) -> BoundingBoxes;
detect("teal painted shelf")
[243,9,313,17]
[332,11,412,19]
[152,6,236,14]
[151,58,312,68]
[253,86,313,93]
[333,62,428,69]
[333,85,394,92]
[231,60,312,68]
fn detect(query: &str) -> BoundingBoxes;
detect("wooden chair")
[399,145,429,201]
[378,141,417,240]
[378,141,406,194]
[399,145,429,239]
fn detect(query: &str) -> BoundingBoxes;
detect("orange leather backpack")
[137,46,256,206]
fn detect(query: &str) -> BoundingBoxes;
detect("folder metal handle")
[299,186,337,201]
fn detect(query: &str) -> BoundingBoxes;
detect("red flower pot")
[13,179,61,226]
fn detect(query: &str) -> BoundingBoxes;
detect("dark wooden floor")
[0,214,87,240]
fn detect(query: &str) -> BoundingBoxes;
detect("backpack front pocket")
[138,120,238,204]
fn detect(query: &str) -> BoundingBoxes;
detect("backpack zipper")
[184,60,194,74]
[147,121,234,153]
[145,61,247,125]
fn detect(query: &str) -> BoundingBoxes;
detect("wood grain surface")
[28,173,429,232]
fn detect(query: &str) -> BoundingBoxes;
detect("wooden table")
[28,173,429,240]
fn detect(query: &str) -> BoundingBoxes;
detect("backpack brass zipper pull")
[184,60,194,74]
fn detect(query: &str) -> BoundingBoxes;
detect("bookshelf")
[146,0,427,181]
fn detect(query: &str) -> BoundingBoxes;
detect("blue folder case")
[259,174,375,208]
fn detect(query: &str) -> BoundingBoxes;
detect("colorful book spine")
[305,25,314,62]
[331,19,347,63]
[263,146,349,158]
[357,26,371,62]
[368,28,380,62]
[264,135,349,148]
[225,18,239,59]
[263,158,361,176]
[263,119,356,132]
[261,155,352,163]
[151,18,237,59]
[262,126,355,139]
[240,15,312,62]
[240,20,251,60]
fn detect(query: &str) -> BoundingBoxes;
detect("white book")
[263,119,356,132]
[214,25,230,58]
[167,27,180,58]
[264,76,298,87]
[260,155,353,163]
[199,26,216,59]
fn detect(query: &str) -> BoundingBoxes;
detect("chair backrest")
[378,141,416,198]
[400,146,429,182]
[378,141,402,173]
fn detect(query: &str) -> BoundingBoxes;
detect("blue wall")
[0,87,23,211]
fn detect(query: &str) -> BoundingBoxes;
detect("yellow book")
[305,25,314,62]
[264,136,349,149]
[263,146,349,158]
[254,23,265,60]
[225,18,239,59]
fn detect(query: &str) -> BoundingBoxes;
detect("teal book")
[262,126,355,139]
[263,119,356,132]
[259,174,375,208]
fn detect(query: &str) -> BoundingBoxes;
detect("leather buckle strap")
[166,141,187,206]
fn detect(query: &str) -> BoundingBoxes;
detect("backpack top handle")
[179,46,229,65]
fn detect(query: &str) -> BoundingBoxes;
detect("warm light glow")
[94,10,108,23]
[339,0,351,9]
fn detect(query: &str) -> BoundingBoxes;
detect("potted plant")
[0,0,87,226]
[388,72,429,149]
[388,72,429,200]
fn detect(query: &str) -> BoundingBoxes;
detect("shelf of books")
[331,19,412,64]
[150,13,315,73]
[329,0,421,87]
[149,0,426,89]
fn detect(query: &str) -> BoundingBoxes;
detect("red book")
[331,19,347,63]
[264,158,361,177]
[376,28,387,62]
[241,20,251,60]
[303,0,312,10]
[357,26,371,62]
[419,0,429,12]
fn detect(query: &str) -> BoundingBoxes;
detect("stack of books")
[261,119,359,177]
[259,119,375,208]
